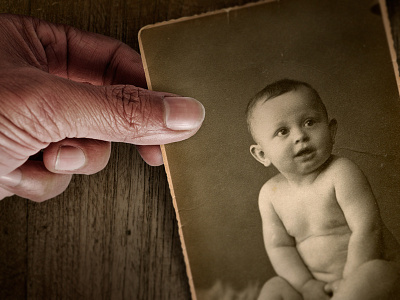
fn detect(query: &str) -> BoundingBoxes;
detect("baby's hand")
[301,279,331,300]
[324,279,342,296]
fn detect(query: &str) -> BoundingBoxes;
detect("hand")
[324,279,342,296]
[301,279,331,300]
[0,14,205,202]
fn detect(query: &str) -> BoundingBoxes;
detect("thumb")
[30,71,205,145]
[88,85,205,144]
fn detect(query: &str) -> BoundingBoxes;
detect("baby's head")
[246,79,327,136]
[246,79,337,176]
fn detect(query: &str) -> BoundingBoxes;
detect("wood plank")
[0,198,27,300]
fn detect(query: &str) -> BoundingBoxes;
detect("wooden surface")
[0,0,399,299]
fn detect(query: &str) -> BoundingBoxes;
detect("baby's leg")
[332,259,400,300]
[258,276,302,300]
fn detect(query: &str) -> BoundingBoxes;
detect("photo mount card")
[139,1,400,299]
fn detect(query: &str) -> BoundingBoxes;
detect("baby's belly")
[297,231,351,282]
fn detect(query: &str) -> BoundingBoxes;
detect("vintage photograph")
[139,0,400,298]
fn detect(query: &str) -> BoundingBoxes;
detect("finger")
[76,88,205,145]
[0,186,14,200]
[136,145,164,166]
[2,66,204,146]
[31,16,147,87]
[43,138,111,174]
[7,67,204,145]
[30,16,206,145]
[0,107,48,176]
[0,161,72,202]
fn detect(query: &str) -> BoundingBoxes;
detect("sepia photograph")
[139,0,400,298]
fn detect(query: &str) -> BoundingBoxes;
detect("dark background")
[1,0,400,299]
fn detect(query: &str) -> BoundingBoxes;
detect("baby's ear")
[329,119,338,143]
[250,144,271,167]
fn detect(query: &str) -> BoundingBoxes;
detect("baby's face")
[250,87,336,176]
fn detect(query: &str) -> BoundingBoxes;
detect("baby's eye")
[304,119,316,127]
[276,128,289,137]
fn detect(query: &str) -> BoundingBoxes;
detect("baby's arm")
[259,183,328,298]
[333,158,382,278]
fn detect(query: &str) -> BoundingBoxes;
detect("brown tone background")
[140,0,400,296]
[0,0,400,299]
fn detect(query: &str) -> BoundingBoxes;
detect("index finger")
[24,15,147,87]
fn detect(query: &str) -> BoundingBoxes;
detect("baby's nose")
[294,128,309,143]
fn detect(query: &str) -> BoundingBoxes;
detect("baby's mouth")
[295,147,315,157]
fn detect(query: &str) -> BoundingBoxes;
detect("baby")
[246,79,400,300]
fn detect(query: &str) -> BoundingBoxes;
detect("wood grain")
[0,0,399,299]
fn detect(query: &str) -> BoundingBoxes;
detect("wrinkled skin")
[0,14,204,201]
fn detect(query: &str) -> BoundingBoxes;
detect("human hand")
[301,279,331,300]
[0,14,205,201]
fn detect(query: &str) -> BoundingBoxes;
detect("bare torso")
[270,169,351,282]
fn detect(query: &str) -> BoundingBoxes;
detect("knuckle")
[28,177,70,202]
[0,188,14,200]
[0,68,64,144]
[25,182,52,202]
[20,162,72,202]
[106,85,161,135]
